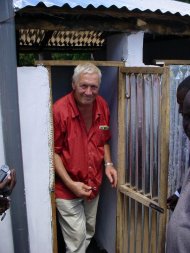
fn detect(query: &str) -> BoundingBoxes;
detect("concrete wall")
[0,67,53,253]
[17,66,53,253]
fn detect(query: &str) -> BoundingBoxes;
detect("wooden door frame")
[35,59,125,253]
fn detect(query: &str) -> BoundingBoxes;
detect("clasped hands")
[69,166,117,199]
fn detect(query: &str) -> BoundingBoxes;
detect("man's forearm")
[54,153,74,189]
[54,153,92,198]
[104,143,113,164]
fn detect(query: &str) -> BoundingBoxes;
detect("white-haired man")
[53,63,117,253]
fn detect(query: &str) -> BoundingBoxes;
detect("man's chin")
[83,98,94,104]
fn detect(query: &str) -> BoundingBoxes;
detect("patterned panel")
[19,29,105,48]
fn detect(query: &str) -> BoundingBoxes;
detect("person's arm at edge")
[104,143,117,188]
[167,186,181,211]
[0,169,16,196]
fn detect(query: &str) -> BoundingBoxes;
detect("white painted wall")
[103,31,144,66]
[0,66,53,253]
[126,31,144,66]
[17,66,53,253]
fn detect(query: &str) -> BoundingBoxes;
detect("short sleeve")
[53,104,65,154]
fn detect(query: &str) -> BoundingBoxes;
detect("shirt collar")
[93,98,101,121]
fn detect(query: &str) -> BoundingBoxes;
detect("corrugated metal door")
[117,67,170,253]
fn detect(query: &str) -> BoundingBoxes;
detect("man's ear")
[72,82,75,90]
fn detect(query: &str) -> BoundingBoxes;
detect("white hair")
[72,62,102,84]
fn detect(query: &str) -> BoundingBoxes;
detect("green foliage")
[51,52,91,60]
[19,53,37,66]
[18,52,91,66]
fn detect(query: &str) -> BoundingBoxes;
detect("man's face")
[182,91,190,140]
[72,73,100,106]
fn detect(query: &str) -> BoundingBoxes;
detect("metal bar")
[135,202,143,253]
[129,199,135,253]
[123,196,128,253]
[0,0,29,252]
[150,210,157,253]
[136,74,143,191]
[152,75,160,198]
[125,75,130,183]
[142,206,149,253]
[144,75,151,194]
[130,75,136,187]
[149,77,154,198]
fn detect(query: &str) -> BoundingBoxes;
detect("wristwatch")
[104,162,114,167]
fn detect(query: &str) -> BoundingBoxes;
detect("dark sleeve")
[177,186,182,194]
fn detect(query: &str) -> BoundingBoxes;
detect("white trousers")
[56,196,99,253]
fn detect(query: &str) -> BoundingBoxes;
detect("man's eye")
[80,85,98,90]
[80,85,88,89]
[91,86,98,90]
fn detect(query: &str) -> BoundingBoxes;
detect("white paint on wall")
[17,66,53,253]
[0,100,14,253]
[126,31,144,66]
[106,31,144,66]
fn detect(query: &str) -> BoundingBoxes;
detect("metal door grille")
[117,67,170,253]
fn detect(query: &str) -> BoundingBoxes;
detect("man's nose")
[85,86,93,95]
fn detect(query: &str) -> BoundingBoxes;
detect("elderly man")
[53,63,117,253]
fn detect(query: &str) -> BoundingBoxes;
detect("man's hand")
[69,181,92,198]
[0,196,10,215]
[0,169,16,196]
[167,194,179,211]
[105,166,117,188]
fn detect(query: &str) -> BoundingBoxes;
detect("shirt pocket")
[94,128,109,147]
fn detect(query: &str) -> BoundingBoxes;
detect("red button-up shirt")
[53,91,111,199]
